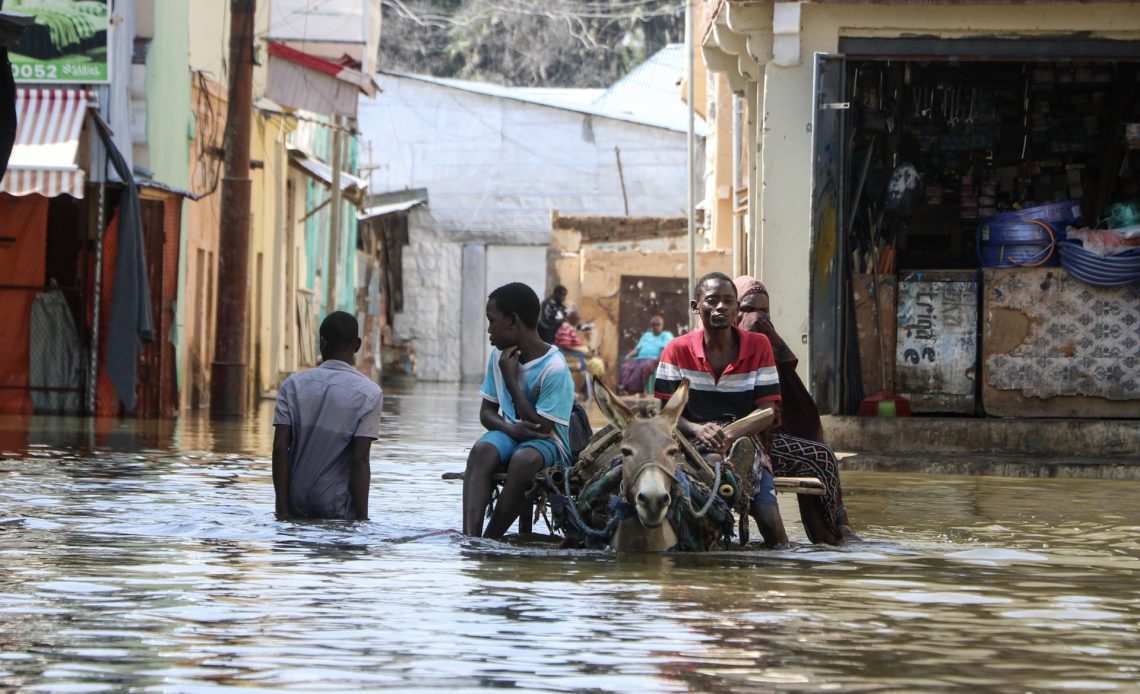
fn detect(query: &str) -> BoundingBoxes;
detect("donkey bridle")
[619,459,680,500]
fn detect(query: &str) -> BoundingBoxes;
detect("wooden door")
[135,199,165,417]
[617,276,688,360]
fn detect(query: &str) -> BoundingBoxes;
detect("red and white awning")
[1,89,88,199]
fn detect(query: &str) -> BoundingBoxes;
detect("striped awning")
[1,89,88,199]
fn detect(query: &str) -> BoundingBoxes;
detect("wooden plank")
[773,477,827,496]
[720,408,775,440]
[441,470,825,495]
[576,425,621,464]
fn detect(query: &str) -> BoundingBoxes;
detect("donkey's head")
[595,378,690,529]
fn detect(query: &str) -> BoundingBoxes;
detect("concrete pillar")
[745,80,759,277]
[709,73,735,251]
[460,243,487,382]
[759,59,814,382]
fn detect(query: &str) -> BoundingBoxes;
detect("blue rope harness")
[549,460,630,542]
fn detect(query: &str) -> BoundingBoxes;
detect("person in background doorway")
[537,285,568,343]
[619,314,673,395]
[272,311,383,521]
[734,275,859,544]
[555,308,605,380]
[463,282,575,539]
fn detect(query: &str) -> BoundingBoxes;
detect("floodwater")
[1,383,1138,693]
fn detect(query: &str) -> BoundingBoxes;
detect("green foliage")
[379,0,683,88]
[14,0,106,51]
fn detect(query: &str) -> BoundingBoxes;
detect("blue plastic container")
[978,218,1062,268]
[990,201,1082,227]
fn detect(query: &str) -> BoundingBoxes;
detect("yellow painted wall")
[181,76,226,410]
[248,113,294,397]
[188,0,285,403]
[705,72,736,251]
[187,0,270,88]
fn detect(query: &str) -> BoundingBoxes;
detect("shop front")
[0,88,90,416]
[701,1,1140,419]
[0,88,188,418]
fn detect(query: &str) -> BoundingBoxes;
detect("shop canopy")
[358,189,428,220]
[1,89,88,199]
[287,146,367,204]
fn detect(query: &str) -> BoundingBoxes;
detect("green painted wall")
[145,2,193,397]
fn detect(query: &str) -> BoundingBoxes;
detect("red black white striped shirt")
[653,327,781,424]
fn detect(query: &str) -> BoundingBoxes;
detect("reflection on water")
[1,382,1138,692]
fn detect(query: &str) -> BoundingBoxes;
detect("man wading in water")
[272,312,383,520]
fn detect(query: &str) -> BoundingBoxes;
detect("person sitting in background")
[537,285,568,344]
[555,309,605,380]
[619,314,673,395]
[734,275,859,544]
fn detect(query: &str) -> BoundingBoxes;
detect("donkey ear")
[593,377,634,430]
[657,378,690,429]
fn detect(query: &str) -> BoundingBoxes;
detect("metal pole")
[326,115,344,312]
[210,0,255,418]
[685,0,696,324]
[88,169,106,415]
[731,94,743,277]
[614,146,629,216]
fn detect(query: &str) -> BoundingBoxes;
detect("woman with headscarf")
[734,275,859,544]
[619,315,672,395]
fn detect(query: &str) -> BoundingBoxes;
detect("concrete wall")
[358,76,695,241]
[704,1,1140,386]
[391,225,464,381]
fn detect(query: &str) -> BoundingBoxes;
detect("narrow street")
[2,384,1138,691]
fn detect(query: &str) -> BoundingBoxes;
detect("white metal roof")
[591,45,705,135]
[287,146,367,192]
[358,196,427,220]
[378,46,706,135]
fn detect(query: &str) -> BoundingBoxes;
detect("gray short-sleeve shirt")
[273,360,383,519]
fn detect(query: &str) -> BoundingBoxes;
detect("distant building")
[358,45,707,382]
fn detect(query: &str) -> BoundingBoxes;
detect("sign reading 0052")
[7,0,110,85]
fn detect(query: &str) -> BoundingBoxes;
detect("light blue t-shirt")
[634,330,674,360]
[480,346,575,464]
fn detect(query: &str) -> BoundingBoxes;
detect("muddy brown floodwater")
[1,383,1137,692]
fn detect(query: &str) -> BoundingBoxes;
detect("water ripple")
[0,385,1137,691]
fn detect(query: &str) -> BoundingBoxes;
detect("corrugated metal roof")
[287,146,367,192]
[379,46,707,135]
[358,196,427,220]
[590,44,705,135]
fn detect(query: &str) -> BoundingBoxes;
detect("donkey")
[593,377,690,552]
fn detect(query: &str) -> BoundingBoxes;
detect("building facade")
[699,0,1140,417]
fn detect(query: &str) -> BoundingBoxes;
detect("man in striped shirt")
[654,272,790,547]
